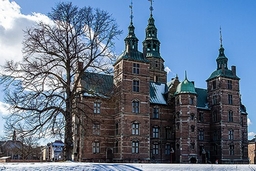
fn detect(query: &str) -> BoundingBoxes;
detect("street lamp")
[170,148,174,163]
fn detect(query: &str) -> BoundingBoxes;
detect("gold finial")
[129,0,133,24]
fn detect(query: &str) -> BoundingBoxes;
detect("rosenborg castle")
[72,3,249,164]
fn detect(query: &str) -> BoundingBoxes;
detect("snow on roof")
[150,82,167,105]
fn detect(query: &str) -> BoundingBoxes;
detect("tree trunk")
[64,112,73,161]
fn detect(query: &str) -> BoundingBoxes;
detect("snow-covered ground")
[0,162,256,171]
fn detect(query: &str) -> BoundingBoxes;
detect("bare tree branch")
[0,2,122,161]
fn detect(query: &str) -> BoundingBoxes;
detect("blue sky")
[0,0,256,140]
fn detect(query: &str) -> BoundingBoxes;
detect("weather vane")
[129,0,133,24]
[148,0,154,16]
[220,27,223,47]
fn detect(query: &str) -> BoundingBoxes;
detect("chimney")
[12,130,16,141]
[231,66,236,76]
[78,61,83,71]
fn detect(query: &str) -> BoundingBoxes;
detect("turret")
[142,0,166,83]
[174,72,198,163]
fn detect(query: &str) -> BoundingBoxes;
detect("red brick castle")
[73,2,248,164]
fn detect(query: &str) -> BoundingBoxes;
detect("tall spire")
[220,27,223,47]
[129,0,133,25]
[148,0,154,17]
[217,28,228,70]
[143,0,160,58]
[124,0,138,53]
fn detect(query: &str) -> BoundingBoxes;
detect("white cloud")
[0,101,10,116]
[248,132,256,138]
[248,118,252,125]
[0,0,51,66]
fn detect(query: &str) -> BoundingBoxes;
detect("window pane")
[153,107,159,118]
[153,127,159,138]
[94,102,101,114]
[133,63,140,74]
[132,141,139,153]
[153,144,159,154]
[133,80,139,92]
[132,123,139,135]
[132,101,139,113]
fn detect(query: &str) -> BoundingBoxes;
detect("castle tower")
[206,30,246,163]
[174,72,198,163]
[142,0,166,83]
[113,1,151,161]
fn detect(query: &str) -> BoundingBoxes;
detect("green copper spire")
[216,27,228,70]
[114,0,149,65]
[207,28,240,81]
[124,0,139,53]
[143,0,161,58]
[185,70,188,80]
[175,71,197,95]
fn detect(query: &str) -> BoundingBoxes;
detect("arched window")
[92,141,100,154]
[132,141,139,153]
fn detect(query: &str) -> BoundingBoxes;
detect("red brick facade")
[72,11,248,164]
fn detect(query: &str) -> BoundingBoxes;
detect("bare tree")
[0,2,122,160]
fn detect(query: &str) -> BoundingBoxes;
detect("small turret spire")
[185,70,188,80]
[148,0,154,16]
[129,0,133,24]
